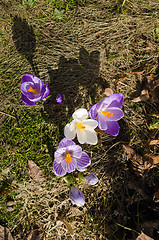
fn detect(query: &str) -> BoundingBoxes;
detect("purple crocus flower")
[53,138,91,176]
[21,73,50,105]
[89,94,124,136]
[70,186,85,207]
[85,173,98,185]
[56,93,64,104]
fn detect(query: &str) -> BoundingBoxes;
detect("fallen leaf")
[154,189,159,199]
[0,225,14,240]
[104,88,113,96]
[27,229,40,240]
[141,221,159,239]
[149,140,159,145]
[136,231,154,240]
[146,74,159,103]
[122,145,158,177]
[28,160,45,183]
[133,70,145,75]
[58,219,74,235]
[132,90,149,102]
[70,207,84,217]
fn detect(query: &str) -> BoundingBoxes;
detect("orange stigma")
[77,123,86,129]
[65,153,72,163]
[102,111,113,118]
[28,86,37,94]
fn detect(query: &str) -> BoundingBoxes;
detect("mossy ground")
[0,0,159,239]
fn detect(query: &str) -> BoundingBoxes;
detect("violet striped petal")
[76,152,91,169]
[53,161,66,176]
[70,187,85,207]
[58,138,76,149]
[85,173,98,185]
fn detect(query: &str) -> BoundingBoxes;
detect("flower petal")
[97,114,108,130]
[56,93,64,104]
[77,167,86,172]
[21,73,34,83]
[102,107,124,121]
[41,83,50,100]
[54,147,66,163]
[105,121,119,136]
[64,123,76,140]
[70,187,85,207]
[85,173,98,185]
[72,108,88,120]
[85,130,98,145]
[82,119,98,130]
[53,161,66,176]
[67,145,82,159]
[58,138,76,149]
[76,127,87,144]
[33,77,44,92]
[89,104,98,119]
[76,152,91,168]
[61,157,77,173]
[21,94,35,106]
[107,94,124,108]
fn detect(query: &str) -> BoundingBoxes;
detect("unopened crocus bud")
[56,93,64,104]
[70,186,85,207]
[85,173,98,185]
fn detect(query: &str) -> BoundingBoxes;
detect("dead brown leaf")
[133,70,145,75]
[122,145,158,177]
[0,225,14,240]
[149,140,159,145]
[58,219,74,235]
[104,88,113,96]
[28,160,45,183]
[154,189,159,199]
[70,207,84,218]
[27,229,41,240]
[132,90,149,103]
[146,74,159,103]
[136,232,154,240]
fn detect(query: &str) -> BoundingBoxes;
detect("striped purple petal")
[85,173,98,185]
[70,187,85,207]
[61,157,77,173]
[76,152,91,169]
[67,145,82,159]
[53,161,66,176]
[58,138,76,149]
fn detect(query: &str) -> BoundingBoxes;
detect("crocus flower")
[85,173,98,185]
[56,93,64,104]
[64,108,98,145]
[21,73,50,105]
[89,94,124,136]
[70,186,85,207]
[53,138,91,176]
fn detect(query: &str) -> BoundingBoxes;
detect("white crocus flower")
[64,108,98,145]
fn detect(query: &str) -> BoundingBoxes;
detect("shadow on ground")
[12,16,39,76]
[43,47,108,127]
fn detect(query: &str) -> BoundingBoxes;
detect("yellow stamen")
[102,111,113,118]
[28,86,37,94]
[65,153,72,163]
[77,123,86,129]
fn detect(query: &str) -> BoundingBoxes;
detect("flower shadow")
[11,16,39,76]
[43,47,108,126]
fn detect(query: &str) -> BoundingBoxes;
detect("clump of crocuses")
[21,73,50,105]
